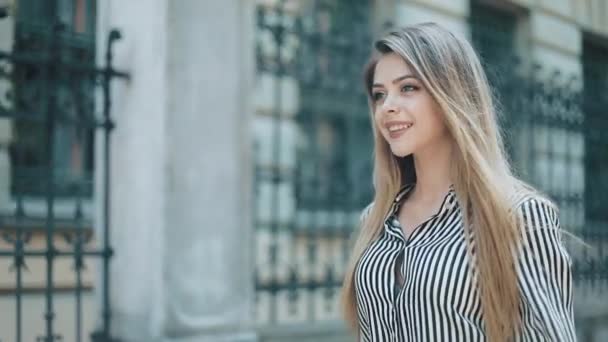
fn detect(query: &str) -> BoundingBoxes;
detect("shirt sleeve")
[516,198,577,341]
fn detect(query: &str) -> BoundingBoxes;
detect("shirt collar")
[385,183,458,223]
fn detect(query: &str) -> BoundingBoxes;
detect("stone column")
[96,0,169,340]
[96,0,256,341]
[162,0,256,341]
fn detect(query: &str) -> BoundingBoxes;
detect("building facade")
[0,0,607,341]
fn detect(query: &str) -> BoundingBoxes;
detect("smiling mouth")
[386,122,413,139]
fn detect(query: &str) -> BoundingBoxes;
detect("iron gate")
[254,0,374,325]
[0,5,127,342]
[470,7,608,284]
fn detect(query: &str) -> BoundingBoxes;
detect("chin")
[390,146,414,158]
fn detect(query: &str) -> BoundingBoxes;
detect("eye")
[371,91,385,102]
[401,84,418,92]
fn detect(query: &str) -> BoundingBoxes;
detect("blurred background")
[0,0,606,341]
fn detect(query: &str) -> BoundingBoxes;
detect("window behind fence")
[583,37,608,234]
[10,0,96,197]
[254,0,374,325]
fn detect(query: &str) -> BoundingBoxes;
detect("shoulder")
[513,193,560,232]
[515,195,571,264]
[514,195,570,265]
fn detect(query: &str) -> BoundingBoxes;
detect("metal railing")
[254,0,373,325]
[0,13,128,342]
[471,13,608,285]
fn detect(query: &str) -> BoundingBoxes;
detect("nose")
[380,93,398,115]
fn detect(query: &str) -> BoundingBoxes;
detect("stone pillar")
[95,0,169,340]
[96,0,256,341]
[162,0,256,341]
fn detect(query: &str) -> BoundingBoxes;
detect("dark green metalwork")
[10,0,97,197]
[255,0,373,323]
[0,0,127,341]
[470,3,608,285]
[580,38,608,283]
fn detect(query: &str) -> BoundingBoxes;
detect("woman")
[340,23,576,341]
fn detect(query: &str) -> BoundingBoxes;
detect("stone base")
[166,330,258,342]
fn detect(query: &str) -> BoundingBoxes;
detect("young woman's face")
[371,52,450,158]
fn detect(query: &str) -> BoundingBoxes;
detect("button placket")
[387,233,403,342]
[393,241,411,342]
[385,183,454,342]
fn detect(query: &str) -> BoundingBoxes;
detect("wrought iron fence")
[493,61,608,283]
[470,12,608,285]
[0,10,128,342]
[255,0,608,328]
[254,0,373,325]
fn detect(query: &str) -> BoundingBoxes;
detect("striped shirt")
[354,184,576,341]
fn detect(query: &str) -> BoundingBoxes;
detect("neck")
[410,138,454,203]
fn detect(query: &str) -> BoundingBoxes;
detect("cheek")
[410,110,447,146]
[425,111,448,139]
[418,98,444,129]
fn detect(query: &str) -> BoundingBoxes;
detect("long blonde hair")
[341,23,539,341]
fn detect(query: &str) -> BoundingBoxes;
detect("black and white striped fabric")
[354,184,576,341]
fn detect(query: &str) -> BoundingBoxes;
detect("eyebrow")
[372,74,418,88]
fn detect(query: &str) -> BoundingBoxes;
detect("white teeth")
[388,124,412,132]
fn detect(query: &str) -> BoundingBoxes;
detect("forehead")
[373,53,414,84]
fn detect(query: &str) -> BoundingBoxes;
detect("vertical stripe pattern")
[354,185,576,341]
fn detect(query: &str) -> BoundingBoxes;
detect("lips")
[385,121,413,139]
